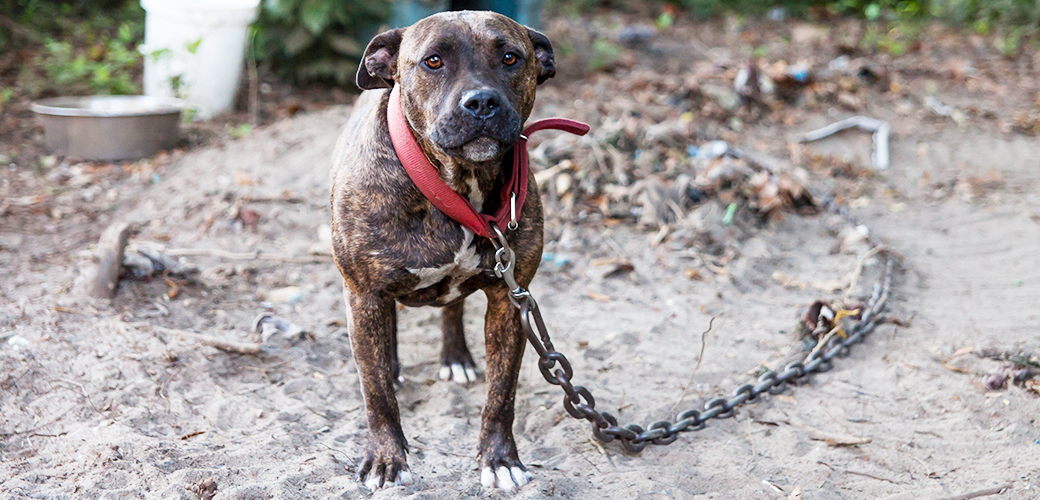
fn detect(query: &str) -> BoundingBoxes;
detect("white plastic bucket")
[140,0,260,119]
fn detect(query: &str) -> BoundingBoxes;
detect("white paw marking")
[481,466,495,488]
[481,466,531,492]
[362,469,412,490]
[451,363,467,383]
[510,467,530,487]
[363,473,383,490]
[440,363,478,384]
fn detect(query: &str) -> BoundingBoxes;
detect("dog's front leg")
[478,285,531,491]
[345,290,412,489]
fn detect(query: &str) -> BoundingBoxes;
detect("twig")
[817,461,896,484]
[569,443,601,473]
[165,247,329,263]
[805,326,841,362]
[688,36,722,65]
[240,194,309,205]
[52,379,101,415]
[669,316,717,415]
[934,484,1011,500]
[0,404,77,437]
[589,140,618,183]
[844,245,890,300]
[798,116,891,170]
[588,435,615,468]
[158,326,263,355]
[842,469,896,484]
[602,235,626,260]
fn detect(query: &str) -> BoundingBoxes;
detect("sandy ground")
[3,14,1040,500]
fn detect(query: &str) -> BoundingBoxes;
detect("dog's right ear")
[356,28,404,90]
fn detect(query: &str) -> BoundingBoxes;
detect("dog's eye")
[424,55,443,70]
[502,53,519,66]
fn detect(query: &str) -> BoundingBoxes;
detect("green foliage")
[252,0,391,85]
[826,1,1040,54]
[3,1,144,97]
[229,123,254,138]
[655,11,674,29]
[573,0,1040,55]
[33,27,140,95]
[588,39,623,70]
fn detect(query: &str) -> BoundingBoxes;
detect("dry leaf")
[589,256,627,267]
[809,279,846,292]
[940,347,975,374]
[788,485,803,500]
[232,169,256,186]
[772,270,806,289]
[773,271,844,292]
[587,257,635,280]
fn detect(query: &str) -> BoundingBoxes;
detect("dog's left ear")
[357,28,404,90]
[526,28,555,85]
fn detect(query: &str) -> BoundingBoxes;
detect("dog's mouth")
[430,109,521,162]
[460,136,505,163]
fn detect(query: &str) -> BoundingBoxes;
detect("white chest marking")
[466,176,483,212]
[407,228,481,293]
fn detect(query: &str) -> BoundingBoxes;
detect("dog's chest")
[405,228,485,303]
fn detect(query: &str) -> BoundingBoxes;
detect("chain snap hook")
[491,226,529,307]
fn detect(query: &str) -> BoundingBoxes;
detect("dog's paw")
[361,468,413,490]
[356,438,412,490]
[438,361,478,385]
[480,463,531,492]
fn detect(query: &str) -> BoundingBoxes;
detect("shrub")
[2,1,144,96]
[251,0,390,85]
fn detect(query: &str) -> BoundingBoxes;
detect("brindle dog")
[329,11,555,491]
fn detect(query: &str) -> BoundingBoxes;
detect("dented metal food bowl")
[31,95,184,161]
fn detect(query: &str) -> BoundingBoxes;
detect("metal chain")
[492,227,895,453]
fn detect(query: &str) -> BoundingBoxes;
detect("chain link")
[493,227,895,453]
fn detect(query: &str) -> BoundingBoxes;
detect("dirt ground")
[2,12,1040,500]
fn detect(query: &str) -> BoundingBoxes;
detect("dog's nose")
[460,90,500,119]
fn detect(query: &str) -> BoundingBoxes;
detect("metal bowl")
[31,95,185,161]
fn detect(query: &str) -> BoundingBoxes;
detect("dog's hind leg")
[439,299,478,384]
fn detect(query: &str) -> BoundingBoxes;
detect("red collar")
[387,84,590,239]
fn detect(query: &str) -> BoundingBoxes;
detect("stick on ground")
[160,327,263,355]
[79,222,132,299]
[935,484,1012,500]
[669,316,717,415]
[166,247,329,264]
[799,116,891,170]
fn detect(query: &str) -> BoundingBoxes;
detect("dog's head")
[357,11,555,163]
